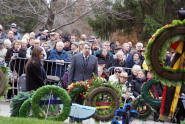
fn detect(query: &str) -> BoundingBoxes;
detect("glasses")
[115,71,121,73]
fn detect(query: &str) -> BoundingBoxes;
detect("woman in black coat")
[25,47,46,91]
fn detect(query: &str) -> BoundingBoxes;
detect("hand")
[56,60,60,63]
[11,56,16,60]
[60,60,64,63]
[182,93,185,96]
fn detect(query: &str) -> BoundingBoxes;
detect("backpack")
[18,74,27,91]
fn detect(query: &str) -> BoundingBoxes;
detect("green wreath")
[10,92,33,117]
[132,96,152,119]
[19,98,32,117]
[31,85,71,121]
[141,79,161,108]
[145,19,185,86]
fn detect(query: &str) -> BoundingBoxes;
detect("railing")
[6,57,71,98]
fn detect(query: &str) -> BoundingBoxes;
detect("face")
[119,76,127,84]
[4,43,11,49]
[117,54,123,61]
[71,44,77,50]
[34,42,40,47]
[102,43,110,50]
[70,36,76,42]
[64,41,70,47]
[8,31,14,39]
[123,44,129,52]
[133,68,140,76]
[83,44,91,56]
[102,49,108,57]
[133,54,139,61]
[43,44,48,50]
[22,42,27,49]
[39,51,44,59]
[11,28,17,32]
[50,35,55,40]
[136,45,142,51]
[138,71,145,79]
[98,66,103,77]
[14,43,21,50]
[56,44,63,52]
[115,69,121,77]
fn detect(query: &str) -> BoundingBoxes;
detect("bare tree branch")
[56,0,79,15]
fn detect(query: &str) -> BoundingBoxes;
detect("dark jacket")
[112,58,126,67]
[26,61,46,91]
[5,48,26,76]
[96,51,113,69]
[68,53,98,84]
[130,78,146,97]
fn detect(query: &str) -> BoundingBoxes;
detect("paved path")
[0,101,171,124]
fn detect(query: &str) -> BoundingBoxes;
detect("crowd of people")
[0,23,185,121]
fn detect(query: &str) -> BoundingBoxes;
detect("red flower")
[85,84,88,89]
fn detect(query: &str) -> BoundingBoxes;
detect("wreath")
[10,92,33,117]
[31,85,71,121]
[132,96,152,119]
[85,86,120,121]
[19,98,32,117]
[145,19,185,86]
[141,79,161,108]
[68,81,87,103]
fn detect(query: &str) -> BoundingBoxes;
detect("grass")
[0,116,72,124]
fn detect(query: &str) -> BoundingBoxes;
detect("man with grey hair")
[68,42,98,84]
[26,39,47,59]
[122,42,133,68]
[94,41,113,64]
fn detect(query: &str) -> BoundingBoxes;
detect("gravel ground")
[0,101,172,124]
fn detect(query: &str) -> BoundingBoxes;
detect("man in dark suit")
[68,42,98,84]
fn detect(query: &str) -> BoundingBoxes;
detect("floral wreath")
[145,19,185,86]
[31,85,71,121]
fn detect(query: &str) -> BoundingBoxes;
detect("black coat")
[130,78,146,97]
[5,48,27,76]
[26,61,46,91]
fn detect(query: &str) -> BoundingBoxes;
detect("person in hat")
[36,27,44,39]
[0,39,7,62]
[47,32,56,50]
[39,35,47,46]
[10,23,21,40]
[109,67,123,84]
[68,42,79,61]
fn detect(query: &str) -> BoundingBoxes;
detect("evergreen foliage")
[88,0,185,41]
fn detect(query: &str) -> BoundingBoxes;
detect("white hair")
[136,42,143,48]
[34,39,40,43]
[4,39,11,45]
[131,65,142,73]
[22,33,30,40]
[56,41,64,47]
[21,39,28,44]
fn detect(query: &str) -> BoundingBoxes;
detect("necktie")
[84,56,88,66]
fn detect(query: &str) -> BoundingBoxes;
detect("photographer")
[5,40,26,63]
